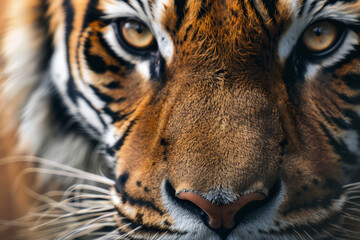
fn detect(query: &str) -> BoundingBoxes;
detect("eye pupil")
[314,27,322,37]
[136,25,143,34]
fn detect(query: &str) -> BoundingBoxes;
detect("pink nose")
[178,191,265,229]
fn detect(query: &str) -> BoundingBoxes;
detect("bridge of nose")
[178,191,265,229]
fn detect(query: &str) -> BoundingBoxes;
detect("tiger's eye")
[302,21,338,52]
[121,20,154,49]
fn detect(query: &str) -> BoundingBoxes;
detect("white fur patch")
[101,0,139,19]
[50,24,74,109]
[152,0,174,62]
[78,98,105,132]
[343,130,360,157]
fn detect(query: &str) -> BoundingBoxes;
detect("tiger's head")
[1,0,360,239]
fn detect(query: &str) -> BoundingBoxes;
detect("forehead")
[99,0,295,22]
[82,0,359,66]
[98,0,296,55]
[98,0,360,28]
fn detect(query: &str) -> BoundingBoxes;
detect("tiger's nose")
[178,191,265,229]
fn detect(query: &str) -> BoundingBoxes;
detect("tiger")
[0,0,359,239]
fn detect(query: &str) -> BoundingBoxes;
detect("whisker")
[0,156,114,185]
[32,206,115,229]
[63,184,112,196]
[303,230,314,240]
[292,229,306,240]
[116,226,142,240]
[31,194,113,228]
[95,223,133,240]
[17,168,114,187]
[156,231,169,240]
[343,182,360,189]
[56,222,117,240]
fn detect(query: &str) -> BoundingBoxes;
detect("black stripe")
[63,0,74,53]
[66,77,80,104]
[84,38,107,74]
[115,182,165,216]
[183,24,193,42]
[118,0,137,11]
[323,0,357,8]
[78,0,103,79]
[313,0,355,18]
[149,51,166,81]
[82,119,103,137]
[103,107,133,123]
[135,0,146,15]
[319,122,358,165]
[298,0,308,17]
[318,108,350,130]
[103,81,123,89]
[82,0,102,31]
[102,107,120,124]
[342,74,360,89]
[307,0,318,15]
[197,0,214,19]
[115,211,182,236]
[65,79,108,132]
[63,0,78,104]
[260,0,278,21]
[89,85,115,102]
[329,116,351,130]
[111,119,137,151]
[97,32,135,70]
[78,93,108,129]
[282,49,304,105]
[38,0,53,71]
[248,0,271,40]
[240,0,249,18]
[337,93,360,104]
[48,78,100,142]
[174,0,188,31]
[148,0,155,18]
[323,44,360,75]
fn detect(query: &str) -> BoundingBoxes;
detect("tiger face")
[1,0,360,239]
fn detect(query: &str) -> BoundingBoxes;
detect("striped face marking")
[18,0,358,239]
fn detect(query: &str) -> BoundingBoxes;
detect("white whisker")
[56,222,117,240]
[95,223,133,240]
[31,205,115,230]
[17,168,114,186]
[0,156,115,185]
[116,226,142,240]
[63,184,112,196]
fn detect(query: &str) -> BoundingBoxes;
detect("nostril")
[233,179,281,225]
[164,180,281,239]
[177,191,265,230]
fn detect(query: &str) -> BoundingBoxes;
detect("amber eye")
[302,21,339,53]
[119,19,155,50]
